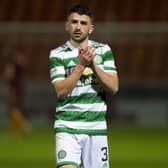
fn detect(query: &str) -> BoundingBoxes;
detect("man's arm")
[53,64,84,99]
[91,62,119,94]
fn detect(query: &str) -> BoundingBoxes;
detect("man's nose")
[76,23,81,30]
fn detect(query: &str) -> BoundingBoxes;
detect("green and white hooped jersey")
[49,40,117,135]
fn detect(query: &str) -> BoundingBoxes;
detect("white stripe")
[50,49,65,59]
[66,40,92,50]
[50,49,78,59]
[93,44,110,54]
[70,85,97,97]
[50,66,65,77]
[97,65,104,70]
[102,44,111,54]
[54,120,107,130]
[52,78,65,84]
[49,50,60,58]
[56,102,107,112]
[63,49,78,59]
[50,42,109,60]
[104,70,117,73]
[104,60,115,68]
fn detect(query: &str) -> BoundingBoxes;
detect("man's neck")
[70,39,89,49]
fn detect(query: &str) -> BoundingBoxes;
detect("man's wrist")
[76,64,85,73]
[90,61,96,70]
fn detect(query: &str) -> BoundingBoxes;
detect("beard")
[71,32,88,43]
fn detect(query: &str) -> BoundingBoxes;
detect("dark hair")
[68,4,93,21]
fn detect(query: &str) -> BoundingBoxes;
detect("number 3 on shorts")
[101,147,108,161]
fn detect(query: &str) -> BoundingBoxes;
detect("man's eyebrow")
[71,19,78,22]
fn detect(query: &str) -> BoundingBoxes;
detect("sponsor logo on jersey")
[82,67,93,76]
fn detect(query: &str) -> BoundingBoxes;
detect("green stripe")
[49,57,64,69]
[55,111,106,122]
[56,161,79,168]
[57,92,105,106]
[96,50,114,64]
[54,127,107,135]
[64,57,78,67]
[104,66,116,71]
[104,50,114,61]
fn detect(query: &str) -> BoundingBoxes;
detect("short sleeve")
[49,51,65,83]
[103,44,117,73]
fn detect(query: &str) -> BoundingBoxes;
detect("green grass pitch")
[0,127,168,168]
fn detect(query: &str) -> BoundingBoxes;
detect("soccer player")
[49,4,119,168]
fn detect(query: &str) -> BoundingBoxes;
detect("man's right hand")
[78,47,95,67]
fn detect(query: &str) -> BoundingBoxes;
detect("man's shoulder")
[90,40,111,54]
[90,40,107,48]
[50,43,71,57]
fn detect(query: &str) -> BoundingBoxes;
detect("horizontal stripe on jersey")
[54,120,107,135]
[57,92,106,106]
[56,102,106,112]
[104,66,116,71]
[50,66,65,75]
[55,111,106,122]
[54,120,106,129]
[68,84,102,96]
[55,127,107,135]
[51,74,65,82]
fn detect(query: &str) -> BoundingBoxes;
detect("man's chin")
[72,37,86,43]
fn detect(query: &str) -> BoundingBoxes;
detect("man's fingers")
[78,47,84,54]
[84,47,95,57]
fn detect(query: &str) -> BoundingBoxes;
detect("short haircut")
[68,4,94,21]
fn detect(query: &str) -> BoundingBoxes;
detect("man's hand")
[78,47,95,67]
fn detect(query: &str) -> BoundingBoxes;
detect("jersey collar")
[66,40,92,50]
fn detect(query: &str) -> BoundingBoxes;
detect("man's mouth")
[74,32,82,36]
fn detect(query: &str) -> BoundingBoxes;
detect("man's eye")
[71,20,78,24]
[81,21,87,25]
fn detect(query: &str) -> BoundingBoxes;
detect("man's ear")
[89,24,94,35]
[65,22,69,32]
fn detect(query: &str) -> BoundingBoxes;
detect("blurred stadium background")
[0,0,168,168]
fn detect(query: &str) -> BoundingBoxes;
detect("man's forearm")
[92,63,119,94]
[53,64,85,99]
